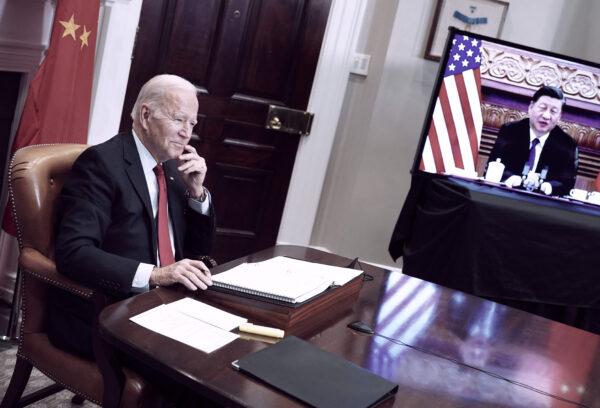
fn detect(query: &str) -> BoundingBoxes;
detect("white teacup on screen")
[569,188,588,200]
[588,191,600,204]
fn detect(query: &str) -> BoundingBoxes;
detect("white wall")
[0,0,54,47]
[311,0,595,267]
[88,0,142,145]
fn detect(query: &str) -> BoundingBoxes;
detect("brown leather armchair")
[0,144,146,408]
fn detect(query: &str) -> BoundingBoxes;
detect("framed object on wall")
[424,0,509,61]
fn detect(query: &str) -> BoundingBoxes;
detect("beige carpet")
[0,343,98,407]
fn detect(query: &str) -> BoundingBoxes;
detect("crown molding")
[0,40,45,74]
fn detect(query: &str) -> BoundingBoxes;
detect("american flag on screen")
[420,34,483,174]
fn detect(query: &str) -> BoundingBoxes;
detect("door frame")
[277,0,367,246]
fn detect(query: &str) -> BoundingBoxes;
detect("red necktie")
[153,164,175,266]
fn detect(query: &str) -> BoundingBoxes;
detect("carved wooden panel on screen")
[121,0,331,262]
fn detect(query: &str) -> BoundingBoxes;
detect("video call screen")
[414,28,600,201]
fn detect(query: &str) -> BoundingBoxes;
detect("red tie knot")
[153,164,164,176]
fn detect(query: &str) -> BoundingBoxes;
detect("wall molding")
[87,0,142,145]
[277,0,367,246]
[0,41,45,74]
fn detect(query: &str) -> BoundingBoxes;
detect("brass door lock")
[265,105,314,135]
[269,116,282,130]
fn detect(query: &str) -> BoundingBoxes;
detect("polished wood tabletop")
[99,246,600,407]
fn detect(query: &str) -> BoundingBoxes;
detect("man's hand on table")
[150,259,212,290]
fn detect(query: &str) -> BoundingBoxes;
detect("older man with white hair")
[49,74,215,360]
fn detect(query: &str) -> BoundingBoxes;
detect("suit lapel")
[537,128,557,172]
[164,161,185,259]
[122,133,157,258]
[518,120,532,167]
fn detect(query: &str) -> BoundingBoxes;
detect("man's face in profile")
[528,95,563,136]
[143,90,198,162]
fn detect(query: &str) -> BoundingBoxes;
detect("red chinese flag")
[2,0,100,235]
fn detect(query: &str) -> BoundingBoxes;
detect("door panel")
[162,0,221,82]
[121,0,331,262]
[237,0,304,99]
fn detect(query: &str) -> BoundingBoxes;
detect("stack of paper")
[211,256,362,304]
[130,298,247,353]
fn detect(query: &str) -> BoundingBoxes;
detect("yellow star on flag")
[79,26,91,50]
[59,14,80,40]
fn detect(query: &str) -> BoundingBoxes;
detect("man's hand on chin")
[177,144,207,199]
[150,259,212,290]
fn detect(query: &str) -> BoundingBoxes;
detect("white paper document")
[168,297,247,331]
[130,298,247,353]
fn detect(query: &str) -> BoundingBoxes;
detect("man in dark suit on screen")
[487,85,578,196]
[49,74,215,358]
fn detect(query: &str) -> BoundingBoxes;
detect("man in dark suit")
[487,86,578,196]
[49,74,215,358]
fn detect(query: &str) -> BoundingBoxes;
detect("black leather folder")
[233,336,398,408]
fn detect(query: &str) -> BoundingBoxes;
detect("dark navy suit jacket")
[488,118,578,196]
[50,132,214,358]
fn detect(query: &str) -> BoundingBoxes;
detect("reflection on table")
[366,271,599,407]
[100,246,600,407]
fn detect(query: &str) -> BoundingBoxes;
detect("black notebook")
[232,336,398,408]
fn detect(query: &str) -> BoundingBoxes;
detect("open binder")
[211,256,363,304]
[233,336,398,408]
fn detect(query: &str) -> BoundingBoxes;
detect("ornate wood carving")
[481,103,526,129]
[481,43,600,106]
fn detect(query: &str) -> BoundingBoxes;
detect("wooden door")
[120,0,332,263]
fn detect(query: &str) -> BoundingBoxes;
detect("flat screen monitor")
[413,27,600,203]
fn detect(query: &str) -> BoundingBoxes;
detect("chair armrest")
[19,247,96,299]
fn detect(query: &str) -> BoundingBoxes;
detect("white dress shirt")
[131,130,210,290]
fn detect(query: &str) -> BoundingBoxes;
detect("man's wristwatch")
[186,187,207,202]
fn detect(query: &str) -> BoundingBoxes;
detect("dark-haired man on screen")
[487,86,578,196]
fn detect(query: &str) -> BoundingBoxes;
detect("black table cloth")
[389,174,600,334]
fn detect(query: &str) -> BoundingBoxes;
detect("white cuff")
[188,189,211,214]
[131,262,154,292]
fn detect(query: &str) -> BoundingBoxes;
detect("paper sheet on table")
[130,299,246,353]
[166,297,247,331]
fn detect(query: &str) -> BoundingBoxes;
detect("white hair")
[131,74,197,122]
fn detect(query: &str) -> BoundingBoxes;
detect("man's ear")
[527,101,534,115]
[140,105,151,130]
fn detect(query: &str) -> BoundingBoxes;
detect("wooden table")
[99,246,600,407]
